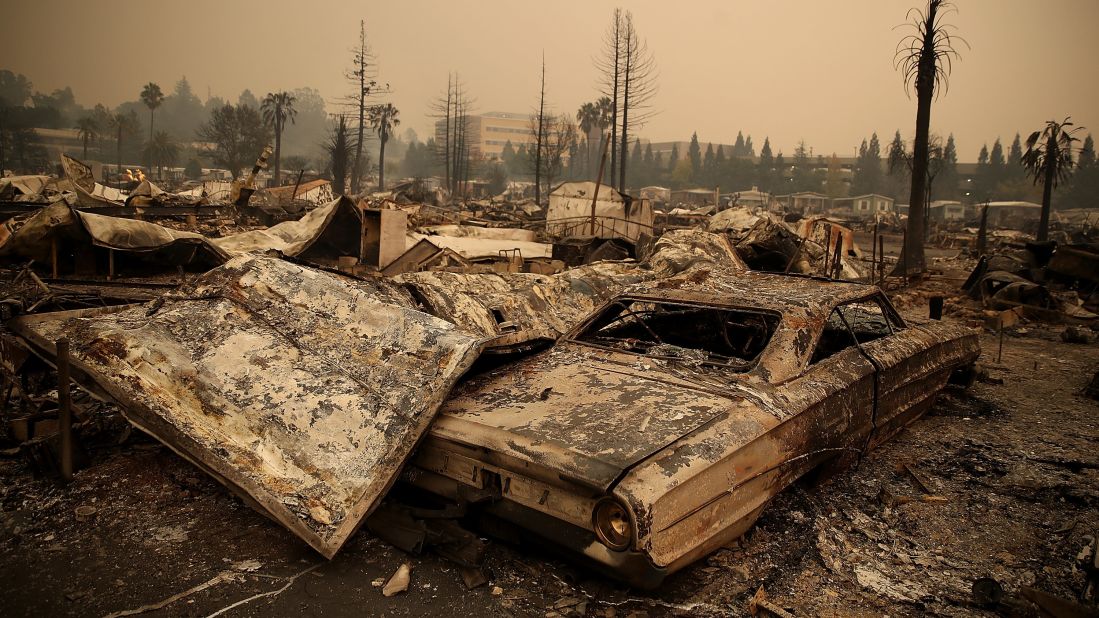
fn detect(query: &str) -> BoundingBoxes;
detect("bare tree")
[528,57,549,205]
[543,115,577,191]
[346,20,384,195]
[596,10,623,190]
[429,74,455,193]
[429,74,475,197]
[616,12,657,193]
[894,0,965,275]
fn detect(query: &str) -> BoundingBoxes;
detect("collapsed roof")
[9,255,482,558]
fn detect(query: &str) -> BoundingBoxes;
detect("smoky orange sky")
[2,0,1096,160]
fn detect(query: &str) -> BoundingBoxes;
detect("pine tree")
[669,143,679,173]
[688,133,701,179]
[975,144,991,200]
[643,143,654,185]
[702,142,715,185]
[989,138,1006,195]
[628,138,643,189]
[938,134,959,199]
[773,152,786,193]
[733,131,746,157]
[851,139,869,194]
[745,135,755,158]
[758,137,774,192]
[1057,133,1096,210]
[1007,133,1024,181]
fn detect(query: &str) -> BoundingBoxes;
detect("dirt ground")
[2,293,1098,617]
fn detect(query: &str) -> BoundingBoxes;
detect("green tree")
[107,110,139,185]
[325,115,357,194]
[974,144,991,199]
[576,101,600,178]
[1007,133,1024,182]
[195,103,271,178]
[733,131,746,157]
[687,132,701,180]
[773,152,787,193]
[894,0,966,274]
[184,158,203,179]
[140,82,164,170]
[825,154,845,198]
[1057,134,1096,209]
[702,142,715,186]
[937,133,959,199]
[261,91,297,188]
[791,141,816,192]
[757,137,774,191]
[144,131,179,179]
[368,103,400,191]
[0,70,33,107]
[628,138,643,189]
[75,116,99,160]
[1022,117,1084,240]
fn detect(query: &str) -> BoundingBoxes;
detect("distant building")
[778,191,830,214]
[435,111,539,160]
[722,186,775,210]
[833,193,894,218]
[929,199,966,221]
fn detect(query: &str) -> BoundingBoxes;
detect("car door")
[773,307,877,473]
[835,294,949,450]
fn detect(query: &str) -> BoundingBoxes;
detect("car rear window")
[571,299,780,372]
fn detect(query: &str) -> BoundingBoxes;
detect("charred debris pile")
[0,154,1093,601]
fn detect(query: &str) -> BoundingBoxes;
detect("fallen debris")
[382,563,412,597]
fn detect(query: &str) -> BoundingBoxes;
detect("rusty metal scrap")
[9,255,483,558]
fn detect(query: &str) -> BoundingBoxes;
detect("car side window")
[838,298,902,344]
[810,297,902,365]
[810,308,858,365]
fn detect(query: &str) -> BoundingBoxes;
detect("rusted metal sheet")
[0,197,368,270]
[9,255,482,558]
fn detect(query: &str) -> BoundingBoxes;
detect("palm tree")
[75,116,99,160]
[144,131,179,180]
[1021,117,1083,242]
[576,102,600,179]
[140,83,164,173]
[894,0,965,275]
[261,91,297,187]
[368,103,400,191]
[107,111,137,188]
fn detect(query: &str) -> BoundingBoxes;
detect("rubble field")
[1,321,1095,617]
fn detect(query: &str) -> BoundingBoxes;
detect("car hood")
[431,342,739,490]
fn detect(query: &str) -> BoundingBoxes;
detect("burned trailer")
[403,269,980,587]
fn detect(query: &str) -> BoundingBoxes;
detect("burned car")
[405,268,980,587]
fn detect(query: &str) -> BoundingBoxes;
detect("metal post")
[108,249,115,281]
[997,317,1004,364]
[56,338,73,482]
[590,134,611,236]
[878,235,885,285]
[51,237,59,279]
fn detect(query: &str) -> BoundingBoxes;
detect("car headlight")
[592,497,633,551]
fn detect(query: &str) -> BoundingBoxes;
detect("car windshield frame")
[565,295,783,373]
